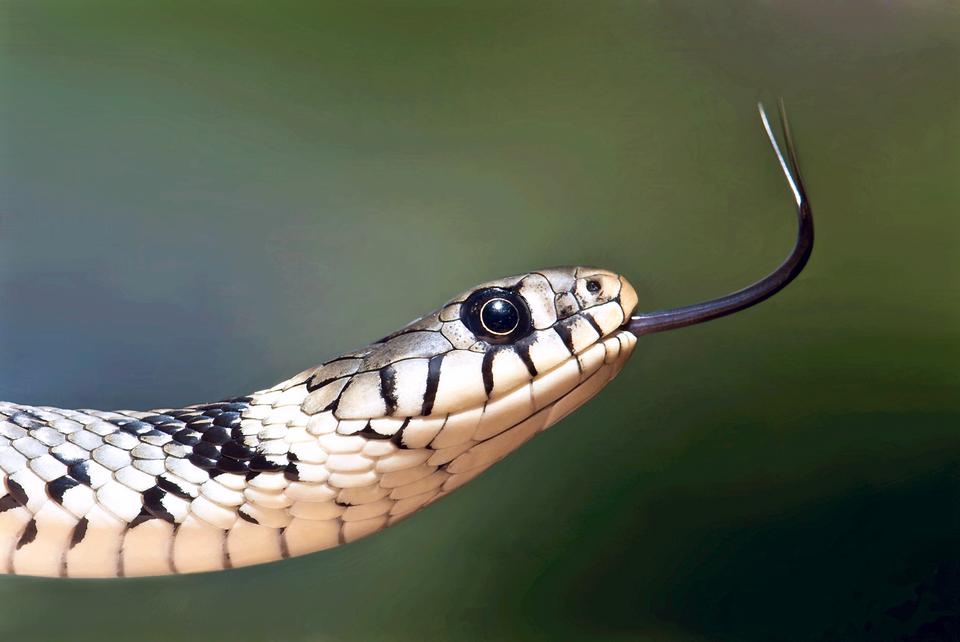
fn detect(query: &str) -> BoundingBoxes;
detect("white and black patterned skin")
[0,267,638,577]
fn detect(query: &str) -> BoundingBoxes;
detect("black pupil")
[480,298,520,335]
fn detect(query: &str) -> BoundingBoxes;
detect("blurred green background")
[1,2,957,640]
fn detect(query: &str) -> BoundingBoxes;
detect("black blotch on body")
[215,457,248,474]
[213,412,241,429]
[47,476,79,504]
[200,426,230,445]
[237,509,258,525]
[5,478,28,506]
[167,399,260,479]
[188,454,218,471]
[69,517,88,548]
[173,429,200,446]
[50,449,83,467]
[249,454,285,472]
[142,486,176,524]
[10,413,42,430]
[192,442,219,460]
[128,508,155,529]
[117,420,152,436]
[220,440,255,461]
[156,475,192,500]
[16,519,37,549]
[0,495,20,513]
[67,461,92,487]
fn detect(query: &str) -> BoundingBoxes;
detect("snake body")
[0,103,814,579]
[0,267,638,577]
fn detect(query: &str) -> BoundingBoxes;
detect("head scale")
[289,267,638,456]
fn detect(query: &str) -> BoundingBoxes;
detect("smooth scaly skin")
[0,267,638,577]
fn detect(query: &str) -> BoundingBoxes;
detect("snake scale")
[0,104,812,577]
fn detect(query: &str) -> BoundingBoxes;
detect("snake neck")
[0,329,635,577]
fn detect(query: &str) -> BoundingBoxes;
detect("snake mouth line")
[432,330,636,478]
[476,323,635,412]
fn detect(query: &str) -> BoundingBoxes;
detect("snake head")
[288,267,638,455]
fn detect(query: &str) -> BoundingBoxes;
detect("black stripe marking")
[16,519,37,549]
[5,478,28,506]
[420,354,445,416]
[169,523,180,575]
[47,476,79,504]
[238,508,259,525]
[69,517,88,548]
[552,322,577,355]
[517,344,538,377]
[358,422,394,440]
[583,313,604,337]
[249,454,286,472]
[0,495,20,513]
[322,395,341,414]
[389,418,412,449]
[380,365,399,415]
[552,323,582,374]
[156,475,193,501]
[481,350,496,397]
[222,532,232,570]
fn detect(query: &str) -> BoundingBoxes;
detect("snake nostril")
[586,280,601,294]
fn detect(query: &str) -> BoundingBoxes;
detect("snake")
[0,104,812,577]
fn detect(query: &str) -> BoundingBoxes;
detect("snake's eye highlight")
[462,288,533,344]
[480,298,520,335]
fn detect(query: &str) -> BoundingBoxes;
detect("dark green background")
[1,2,957,640]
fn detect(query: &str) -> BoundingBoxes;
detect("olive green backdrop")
[1,2,957,641]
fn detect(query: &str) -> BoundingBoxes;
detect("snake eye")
[480,298,520,335]
[462,288,533,344]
